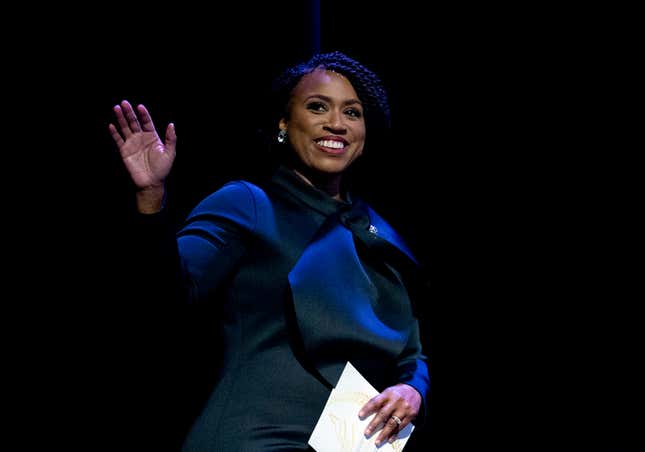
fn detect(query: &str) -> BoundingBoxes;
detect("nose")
[323,109,347,134]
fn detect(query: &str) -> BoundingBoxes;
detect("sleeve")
[396,319,431,425]
[176,181,258,301]
[133,181,258,305]
[366,204,431,422]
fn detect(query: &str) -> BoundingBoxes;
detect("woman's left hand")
[358,383,421,446]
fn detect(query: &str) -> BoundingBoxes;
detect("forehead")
[291,68,359,100]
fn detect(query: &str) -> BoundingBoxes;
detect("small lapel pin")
[368,224,378,235]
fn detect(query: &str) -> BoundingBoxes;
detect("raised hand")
[109,99,176,188]
[109,100,177,212]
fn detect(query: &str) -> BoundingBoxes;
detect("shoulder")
[194,180,270,211]
[365,204,418,265]
[186,180,274,231]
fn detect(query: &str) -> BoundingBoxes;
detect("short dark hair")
[263,51,391,147]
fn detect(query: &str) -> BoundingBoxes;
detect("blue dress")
[146,166,430,451]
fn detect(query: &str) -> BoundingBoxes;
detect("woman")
[109,51,429,451]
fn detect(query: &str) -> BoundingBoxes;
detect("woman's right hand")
[108,100,176,212]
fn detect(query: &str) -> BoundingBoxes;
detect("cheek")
[290,120,315,142]
[291,129,310,148]
[355,124,366,142]
[351,143,365,160]
[355,128,366,155]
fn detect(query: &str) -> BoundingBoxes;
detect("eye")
[344,108,363,119]
[306,101,328,113]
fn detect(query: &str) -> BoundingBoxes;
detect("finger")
[113,104,132,138]
[136,104,156,132]
[359,393,386,419]
[121,100,141,133]
[387,414,411,444]
[108,123,124,147]
[376,413,403,446]
[165,122,177,153]
[364,401,395,438]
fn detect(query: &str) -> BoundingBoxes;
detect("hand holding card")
[308,362,415,451]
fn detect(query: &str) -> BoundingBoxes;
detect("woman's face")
[280,68,366,178]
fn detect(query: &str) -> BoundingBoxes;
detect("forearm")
[396,321,430,423]
[133,208,189,306]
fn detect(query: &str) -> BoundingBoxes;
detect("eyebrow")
[304,94,362,107]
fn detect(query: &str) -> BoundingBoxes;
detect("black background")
[11,1,637,451]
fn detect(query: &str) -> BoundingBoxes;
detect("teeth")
[317,140,345,149]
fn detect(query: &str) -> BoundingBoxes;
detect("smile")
[314,137,349,154]
[316,139,345,149]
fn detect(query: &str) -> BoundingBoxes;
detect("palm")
[109,100,177,189]
[120,130,173,188]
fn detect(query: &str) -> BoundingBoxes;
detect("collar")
[269,165,353,218]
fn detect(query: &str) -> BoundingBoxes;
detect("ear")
[279,118,288,131]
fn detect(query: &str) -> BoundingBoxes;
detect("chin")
[314,162,351,175]
[318,156,357,171]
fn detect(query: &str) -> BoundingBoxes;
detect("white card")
[308,362,415,451]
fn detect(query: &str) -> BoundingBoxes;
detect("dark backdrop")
[15,2,635,451]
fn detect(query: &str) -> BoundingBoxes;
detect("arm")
[125,183,257,306]
[358,319,429,446]
[108,100,186,306]
[395,319,430,414]
[108,101,252,304]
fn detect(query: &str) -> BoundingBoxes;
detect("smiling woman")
[277,68,366,198]
[107,51,430,451]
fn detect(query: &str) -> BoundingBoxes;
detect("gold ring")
[390,415,402,426]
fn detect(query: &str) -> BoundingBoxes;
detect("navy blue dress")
[146,166,429,451]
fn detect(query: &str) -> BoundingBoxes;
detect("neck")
[291,167,343,201]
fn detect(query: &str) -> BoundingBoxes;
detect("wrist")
[136,184,165,213]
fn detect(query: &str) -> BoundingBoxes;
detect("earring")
[277,129,287,144]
